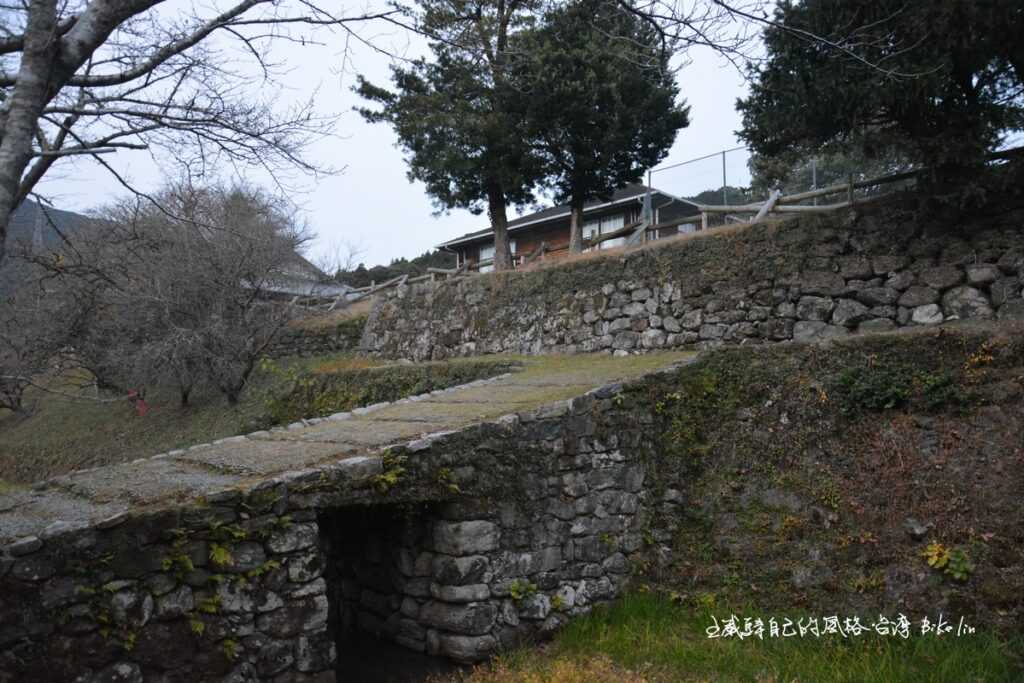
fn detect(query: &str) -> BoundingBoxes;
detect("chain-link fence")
[645,145,923,230]
[645,146,753,230]
[647,146,752,208]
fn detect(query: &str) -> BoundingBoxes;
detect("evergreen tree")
[748,147,913,197]
[335,250,456,288]
[738,0,1024,193]
[687,186,757,207]
[356,1,541,271]
[513,0,690,253]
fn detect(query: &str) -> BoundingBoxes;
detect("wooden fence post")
[752,189,782,224]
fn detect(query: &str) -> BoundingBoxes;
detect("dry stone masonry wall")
[316,388,659,665]
[0,361,689,682]
[267,316,367,359]
[361,203,1024,360]
[0,482,339,683]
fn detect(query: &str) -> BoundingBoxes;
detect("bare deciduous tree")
[616,0,924,76]
[610,0,760,68]
[0,261,88,413]
[76,181,311,406]
[0,0,410,266]
[311,238,365,281]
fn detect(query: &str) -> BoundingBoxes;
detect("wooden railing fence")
[296,146,1024,307]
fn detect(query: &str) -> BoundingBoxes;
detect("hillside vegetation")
[448,321,1024,682]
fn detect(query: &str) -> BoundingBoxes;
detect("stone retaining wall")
[4,322,1021,680]
[0,362,685,681]
[0,487,337,683]
[267,316,367,359]
[361,202,1024,360]
[316,388,659,664]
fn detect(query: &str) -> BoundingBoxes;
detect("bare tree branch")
[0,0,417,267]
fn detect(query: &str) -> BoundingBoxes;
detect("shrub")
[832,363,966,414]
[833,364,915,413]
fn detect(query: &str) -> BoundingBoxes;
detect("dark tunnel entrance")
[318,505,465,683]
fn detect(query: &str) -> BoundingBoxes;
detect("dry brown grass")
[288,297,375,330]
[514,217,786,274]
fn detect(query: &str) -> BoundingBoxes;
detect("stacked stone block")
[315,390,662,664]
[0,364,684,680]
[362,209,1024,360]
[265,318,365,359]
[0,490,336,683]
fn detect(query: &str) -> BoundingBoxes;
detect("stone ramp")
[0,352,692,547]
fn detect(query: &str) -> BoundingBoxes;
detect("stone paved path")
[0,352,692,546]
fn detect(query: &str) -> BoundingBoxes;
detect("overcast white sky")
[36,5,754,268]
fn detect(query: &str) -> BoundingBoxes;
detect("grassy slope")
[636,322,1024,630]
[0,354,356,485]
[454,592,1022,683]
[450,323,1024,683]
[0,353,517,485]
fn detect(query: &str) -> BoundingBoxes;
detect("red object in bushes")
[127,389,149,417]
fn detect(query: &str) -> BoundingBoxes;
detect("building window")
[583,214,626,251]
[478,240,515,273]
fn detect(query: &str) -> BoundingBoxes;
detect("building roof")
[436,184,694,249]
[278,249,328,282]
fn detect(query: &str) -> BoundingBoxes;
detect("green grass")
[466,592,1022,682]
[511,350,692,380]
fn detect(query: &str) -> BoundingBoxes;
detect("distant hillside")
[336,249,456,288]
[1,200,95,296]
[686,185,759,206]
[4,198,93,255]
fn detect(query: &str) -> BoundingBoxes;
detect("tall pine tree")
[513,0,690,253]
[356,1,541,271]
[738,0,1024,193]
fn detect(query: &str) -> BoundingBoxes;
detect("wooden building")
[437,184,700,272]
